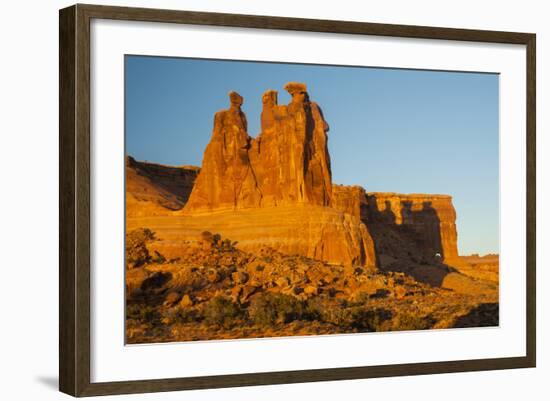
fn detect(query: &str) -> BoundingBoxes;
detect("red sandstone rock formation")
[182,83,374,267]
[127,82,461,269]
[184,83,332,212]
[183,91,262,211]
[251,82,332,207]
[332,184,369,221]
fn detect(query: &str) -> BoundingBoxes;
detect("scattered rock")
[293,286,304,295]
[179,294,194,307]
[240,285,258,303]
[304,285,318,296]
[275,277,290,287]
[206,269,221,283]
[231,271,249,285]
[163,291,181,306]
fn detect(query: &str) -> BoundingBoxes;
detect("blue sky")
[125,55,499,256]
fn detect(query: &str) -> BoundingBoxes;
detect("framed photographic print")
[59,4,536,397]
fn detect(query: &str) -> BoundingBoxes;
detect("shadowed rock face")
[366,193,458,262]
[330,185,459,264]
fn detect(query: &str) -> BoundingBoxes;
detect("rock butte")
[127,82,459,268]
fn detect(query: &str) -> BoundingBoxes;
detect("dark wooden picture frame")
[59,3,536,397]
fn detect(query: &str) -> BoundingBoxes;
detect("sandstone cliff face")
[331,184,369,221]
[134,206,375,269]
[126,156,199,216]
[366,192,459,262]
[329,186,459,264]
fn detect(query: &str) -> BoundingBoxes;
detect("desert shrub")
[220,238,234,251]
[126,228,156,268]
[349,308,393,332]
[303,297,326,321]
[370,288,391,299]
[249,293,304,326]
[163,306,201,325]
[350,291,371,305]
[127,304,161,324]
[453,303,499,328]
[212,233,222,245]
[203,296,243,327]
[393,312,435,331]
[305,299,354,326]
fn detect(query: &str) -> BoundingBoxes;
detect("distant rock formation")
[126,156,199,216]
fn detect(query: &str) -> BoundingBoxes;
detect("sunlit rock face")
[184,83,332,212]
[182,83,375,268]
[183,91,262,212]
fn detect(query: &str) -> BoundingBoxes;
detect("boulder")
[179,294,194,307]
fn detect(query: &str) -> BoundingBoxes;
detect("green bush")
[249,293,304,326]
[203,296,243,327]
